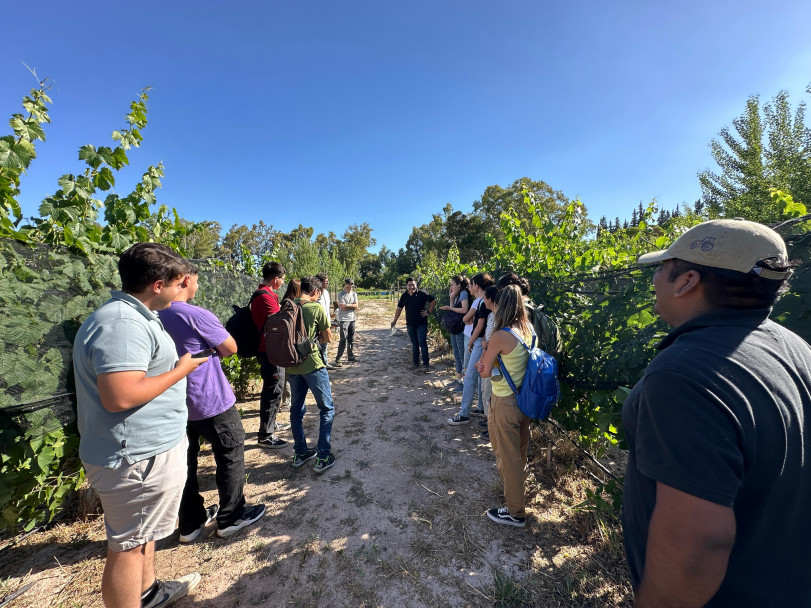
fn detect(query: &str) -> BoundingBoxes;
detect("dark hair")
[406,277,416,284]
[262,261,286,280]
[300,275,323,294]
[451,275,469,292]
[184,260,199,275]
[118,242,187,293]
[484,285,500,302]
[497,272,530,296]
[668,258,792,309]
[282,278,301,301]
[471,272,494,291]
[316,272,328,282]
[493,285,531,333]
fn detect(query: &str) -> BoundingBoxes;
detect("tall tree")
[698,89,811,222]
[473,177,572,236]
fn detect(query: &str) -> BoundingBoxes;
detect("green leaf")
[36,447,55,471]
[78,145,103,169]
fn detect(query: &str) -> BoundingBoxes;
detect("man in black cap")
[623,218,811,607]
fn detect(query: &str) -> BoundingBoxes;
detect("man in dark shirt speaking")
[391,277,436,372]
[622,218,811,607]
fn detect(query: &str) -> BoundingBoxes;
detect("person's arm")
[468,317,486,350]
[391,306,403,327]
[477,329,510,378]
[215,336,237,358]
[462,300,478,324]
[97,353,207,413]
[635,483,736,608]
[427,299,436,314]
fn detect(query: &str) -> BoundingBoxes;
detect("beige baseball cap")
[638,218,791,279]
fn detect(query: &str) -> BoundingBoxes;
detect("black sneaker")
[179,504,218,543]
[480,429,490,440]
[333,359,343,367]
[469,407,486,417]
[258,436,287,449]
[292,448,318,467]
[142,573,201,608]
[486,506,526,528]
[423,365,432,373]
[313,453,336,474]
[347,356,358,362]
[274,422,291,432]
[408,364,419,370]
[447,414,470,425]
[217,504,266,538]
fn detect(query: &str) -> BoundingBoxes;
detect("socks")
[141,581,159,605]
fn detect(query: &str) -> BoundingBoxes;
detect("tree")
[698,89,811,222]
[337,222,376,277]
[473,177,576,239]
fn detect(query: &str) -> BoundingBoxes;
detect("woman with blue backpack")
[476,284,532,528]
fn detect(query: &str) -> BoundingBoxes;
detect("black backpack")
[524,299,563,362]
[225,288,268,358]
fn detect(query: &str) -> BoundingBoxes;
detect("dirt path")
[0,300,627,607]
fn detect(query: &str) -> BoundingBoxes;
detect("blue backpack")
[497,328,560,420]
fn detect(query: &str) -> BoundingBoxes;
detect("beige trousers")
[488,393,530,518]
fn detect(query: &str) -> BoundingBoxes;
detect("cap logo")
[689,237,715,252]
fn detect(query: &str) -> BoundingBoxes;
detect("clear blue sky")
[4,1,810,253]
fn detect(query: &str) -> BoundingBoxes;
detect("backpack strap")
[500,327,536,351]
[496,327,536,395]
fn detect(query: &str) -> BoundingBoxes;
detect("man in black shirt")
[391,277,436,371]
[623,218,811,607]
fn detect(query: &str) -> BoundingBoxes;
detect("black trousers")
[178,405,246,531]
[256,351,283,440]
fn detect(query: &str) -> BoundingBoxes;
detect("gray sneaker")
[142,573,201,608]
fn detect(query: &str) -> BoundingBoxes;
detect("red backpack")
[263,299,316,367]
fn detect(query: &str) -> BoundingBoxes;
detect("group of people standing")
[441,272,547,528]
[72,245,361,608]
[68,215,811,607]
[391,270,543,529]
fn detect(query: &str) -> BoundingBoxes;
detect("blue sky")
[4,1,810,253]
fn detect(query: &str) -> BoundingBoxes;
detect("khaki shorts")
[83,437,187,552]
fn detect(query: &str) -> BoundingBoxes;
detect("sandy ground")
[0,300,631,607]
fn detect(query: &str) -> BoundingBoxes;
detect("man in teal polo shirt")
[74,243,208,608]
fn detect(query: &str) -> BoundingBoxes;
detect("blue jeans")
[450,332,465,375]
[406,324,429,366]
[459,337,483,417]
[289,367,334,457]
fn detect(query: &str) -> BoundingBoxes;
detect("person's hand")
[475,361,484,374]
[420,309,428,317]
[481,339,488,350]
[467,341,474,353]
[439,305,448,311]
[177,352,208,375]
[390,321,396,328]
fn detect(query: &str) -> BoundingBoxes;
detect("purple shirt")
[159,301,236,421]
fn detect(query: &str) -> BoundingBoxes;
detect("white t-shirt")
[464,297,483,338]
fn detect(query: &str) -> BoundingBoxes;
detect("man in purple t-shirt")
[160,263,265,541]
